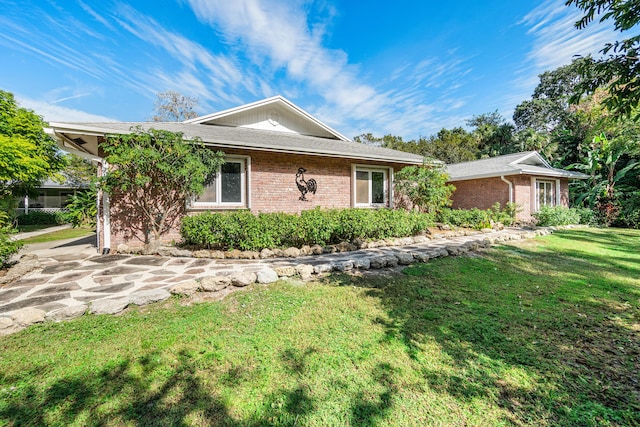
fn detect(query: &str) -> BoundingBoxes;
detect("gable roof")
[446,151,588,180]
[185,95,350,141]
[49,121,425,165]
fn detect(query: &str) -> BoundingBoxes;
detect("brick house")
[446,151,588,222]
[48,96,424,251]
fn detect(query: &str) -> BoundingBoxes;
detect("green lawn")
[19,227,94,244]
[1,228,638,426]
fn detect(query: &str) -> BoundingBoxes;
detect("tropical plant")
[394,164,455,213]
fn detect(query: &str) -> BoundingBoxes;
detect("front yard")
[1,228,638,426]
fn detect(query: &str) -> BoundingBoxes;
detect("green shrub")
[533,206,583,226]
[0,211,23,267]
[16,210,66,226]
[61,190,97,227]
[181,208,436,251]
[437,203,517,229]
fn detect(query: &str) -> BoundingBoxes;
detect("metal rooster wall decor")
[296,167,317,201]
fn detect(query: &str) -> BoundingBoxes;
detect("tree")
[394,164,455,213]
[566,0,640,116]
[100,127,225,243]
[467,111,518,158]
[0,90,65,201]
[151,90,199,122]
[423,128,479,163]
[60,153,97,188]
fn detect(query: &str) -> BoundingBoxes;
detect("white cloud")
[17,96,116,123]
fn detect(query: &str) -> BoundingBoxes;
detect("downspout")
[500,175,513,204]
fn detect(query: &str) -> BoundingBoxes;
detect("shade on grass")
[0,228,638,426]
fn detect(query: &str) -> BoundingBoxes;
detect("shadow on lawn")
[341,228,640,425]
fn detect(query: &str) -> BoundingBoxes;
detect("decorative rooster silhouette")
[296,167,317,201]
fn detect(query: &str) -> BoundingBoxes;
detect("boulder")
[332,261,353,272]
[239,251,260,260]
[313,263,333,274]
[295,264,315,280]
[90,297,130,315]
[143,241,164,255]
[11,307,46,326]
[274,266,297,277]
[412,235,429,244]
[352,258,371,270]
[0,316,14,331]
[395,253,414,265]
[46,304,88,322]
[225,249,242,259]
[169,248,193,257]
[283,247,301,258]
[129,289,171,306]
[369,256,387,269]
[170,279,201,296]
[299,245,311,256]
[336,242,357,252]
[200,275,231,292]
[256,268,279,284]
[412,252,431,263]
[260,248,275,259]
[210,250,225,259]
[323,245,337,254]
[310,245,324,255]
[272,248,285,257]
[230,272,257,287]
[193,250,211,258]
[384,255,399,268]
[116,244,130,254]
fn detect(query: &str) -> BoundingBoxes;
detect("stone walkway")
[0,226,553,335]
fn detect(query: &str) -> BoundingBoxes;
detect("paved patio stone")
[89,282,135,294]
[0,294,71,314]
[0,288,30,302]
[87,254,130,263]
[3,277,51,287]
[31,283,81,296]
[50,271,92,283]
[185,268,205,275]
[148,269,178,276]
[189,259,213,267]
[41,262,81,274]
[124,257,168,266]
[100,266,144,276]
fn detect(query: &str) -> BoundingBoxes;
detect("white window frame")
[191,156,250,209]
[352,165,393,208]
[534,178,560,211]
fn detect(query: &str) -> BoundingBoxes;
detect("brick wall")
[450,175,572,223]
[105,148,408,249]
[450,177,510,211]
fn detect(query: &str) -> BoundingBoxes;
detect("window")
[536,180,555,210]
[193,159,246,207]
[354,167,389,207]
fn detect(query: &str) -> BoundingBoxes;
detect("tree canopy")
[151,90,199,122]
[566,0,640,116]
[101,127,224,243]
[0,90,65,201]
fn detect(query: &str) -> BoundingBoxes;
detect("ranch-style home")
[446,151,588,222]
[48,96,424,252]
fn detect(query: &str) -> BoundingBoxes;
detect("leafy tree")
[60,153,97,188]
[0,90,65,201]
[394,164,455,213]
[467,111,518,158]
[567,0,640,116]
[101,127,225,243]
[62,188,98,227]
[151,90,199,122]
[422,128,479,163]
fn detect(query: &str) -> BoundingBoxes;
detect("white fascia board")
[448,168,587,182]
[49,122,126,136]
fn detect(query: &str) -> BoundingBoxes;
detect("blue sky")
[0,0,617,139]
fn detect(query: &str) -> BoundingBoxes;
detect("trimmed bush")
[16,211,66,226]
[437,203,516,229]
[181,208,436,251]
[532,206,586,226]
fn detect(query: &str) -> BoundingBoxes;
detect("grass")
[19,227,94,244]
[16,224,58,233]
[0,228,638,426]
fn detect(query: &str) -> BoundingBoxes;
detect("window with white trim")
[536,179,555,210]
[192,158,246,208]
[355,167,389,207]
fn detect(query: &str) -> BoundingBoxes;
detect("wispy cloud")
[503,0,618,113]
[18,96,116,122]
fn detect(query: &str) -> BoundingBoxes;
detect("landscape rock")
[230,272,257,287]
[370,256,387,269]
[129,289,171,306]
[295,264,315,280]
[412,252,431,263]
[353,238,368,249]
[116,244,130,253]
[11,307,46,326]
[445,246,460,256]
[323,245,337,254]
[257,268,279,284]
[90,297,130,315]
[0,256,41,284]
[412,235,430,244]
[274,266,297,277]
[332,261,353,272]
[200,275,231,292]
[143,241,164,255]
[260,248,275,259]
[170,248,193,257]
[193,250,211,258]
[210,250,225,259]
[395,253,414,265]
[385,255,399,267]
[398,237,414,246]
[156,246,174,257]
[272,249,285,257]
[352,258,371,270]
[170,279,201,296]
[225,249,242,259]
[336,242,357,252]
[299,245,311,256]
[0,316,14,330]
[310,245,324,255]
[239,251,260,260]
[313,263,333,274]
[46,304,88,321]
[283,247,301,258]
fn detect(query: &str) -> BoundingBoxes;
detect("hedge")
[532,206,594,226]
[436,203,516,229]
[15,211,66,226]
[181,208,436,251]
